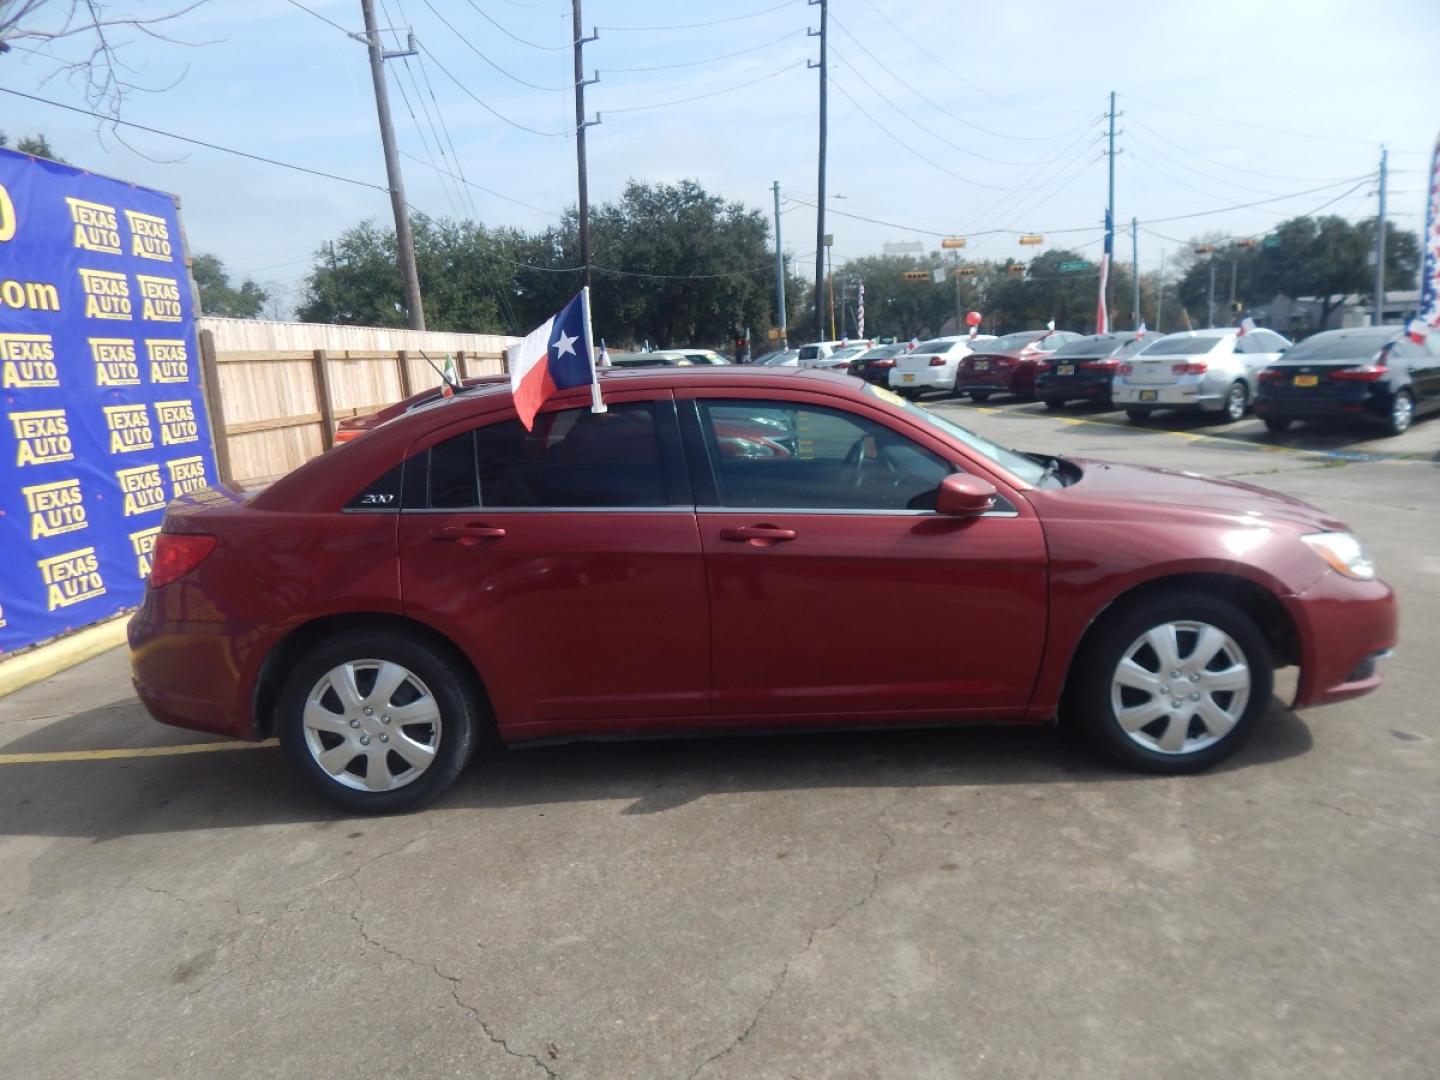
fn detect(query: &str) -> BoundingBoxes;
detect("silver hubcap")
[302,660,442,792]
[1393,394,1412,432]
[1110,621,1251,755]
[1227,385,1245,419]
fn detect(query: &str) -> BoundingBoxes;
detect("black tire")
[1043,399,1065,411]
[1220,380,1247,423]
[1385,389,1414,437]
[277,629,481,813]
[969,391,991,404]
[1263,417,1292,434]
[1066,590,1273,774]
[1125,407,1150,423]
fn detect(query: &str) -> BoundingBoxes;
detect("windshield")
[986,332,1046,351]
[1284,331,1395,361]
[1139,335,1225,356]
[862,384,1048,485]
[763,350,798,365]
[915,339,959,353]
[829,345,868,361]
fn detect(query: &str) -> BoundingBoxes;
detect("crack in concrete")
[687,815,901,1079]
[1312,799,1440,841]
[347,904,559,1079]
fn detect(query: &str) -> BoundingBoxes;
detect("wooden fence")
[195,318,518,485]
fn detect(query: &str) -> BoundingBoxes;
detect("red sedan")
[130,368,1396,812]
[956,330,1083,401]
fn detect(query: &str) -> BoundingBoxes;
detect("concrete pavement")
[1,402,1436,1079]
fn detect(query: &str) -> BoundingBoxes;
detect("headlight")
[1302,532,1376,581]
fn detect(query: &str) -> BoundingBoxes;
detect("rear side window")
[410,402,675,510]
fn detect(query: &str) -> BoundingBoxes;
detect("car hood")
[1049,458,1347,532]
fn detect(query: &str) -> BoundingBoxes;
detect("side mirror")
[936,473,997,516]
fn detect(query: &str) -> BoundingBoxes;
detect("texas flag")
[1135,320,1147,340]
[507,288,605,431]
[1237,316,1257,337]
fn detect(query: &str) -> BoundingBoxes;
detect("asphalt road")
[2,398,1437,1080]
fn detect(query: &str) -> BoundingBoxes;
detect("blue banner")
[0,148,218,654]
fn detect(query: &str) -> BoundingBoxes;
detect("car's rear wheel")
[1069,591,1272,773]
[1263,417,1293,434]
[969,391,991,403]
[1125,407,1150,422]
[1386,389,1414,437]
[278,630,480,813]
[1221,380,1247,423]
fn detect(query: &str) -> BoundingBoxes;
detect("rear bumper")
[1255,384,1390,420]
[890,368,952,391]
[1113,379,1224,411]
[128,599,257,740]
[1291,574,1398,709]
[1037,375,1112,401]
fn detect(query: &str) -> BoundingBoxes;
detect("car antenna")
[417,349,462,395]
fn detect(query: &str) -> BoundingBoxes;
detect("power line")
[283,0,353,35]
[1,87,392,192]
[600,61,805,116]
[398,149,562,218]
[411,50,481,218]
[598,28,805,72]
[1138,179,1375,247]
[1143,176,1374,227]
[1125,133,1290,201]
[379,0,466,219]
[828,16,1092,150]
[417,43,573,136]
[461,0,574,50]
[1120,94,1384,147]
[422,0,573,91]
[596,0,798,32]
[1125,114,1359,184]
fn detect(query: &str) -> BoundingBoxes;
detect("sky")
[3,0,1438,320]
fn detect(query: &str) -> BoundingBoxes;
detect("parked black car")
[1035,331,1166,410]
[1254,326,1440,437]
[847,342,909,385]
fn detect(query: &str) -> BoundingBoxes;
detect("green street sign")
[1263,236,1280,249]
[1059,261,1088,272]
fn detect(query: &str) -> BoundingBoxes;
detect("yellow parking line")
[0,739,276,765]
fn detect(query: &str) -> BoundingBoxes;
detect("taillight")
[1172,362,1208,375]
[1259,368,1286,383]
[1330,366,1386,381]
[1080,360,1118,370]
[928,355,946,366]
[334,427,365,443]
[873,359,895,368]
[1117,363,1133,376]
[149,533,217,588]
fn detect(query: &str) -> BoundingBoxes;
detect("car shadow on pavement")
[0,698,1312,837]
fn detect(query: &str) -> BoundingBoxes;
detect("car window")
[697,400,952,512]
[422,402,670,509]
[1141,335,1225,356]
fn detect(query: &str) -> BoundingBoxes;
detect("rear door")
[396,392,709,732]
[679,388,1048,722]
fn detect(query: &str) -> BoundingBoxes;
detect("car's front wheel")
[278,629,480,813]
[1220,380,1248,423]
[1069,591,1272,773]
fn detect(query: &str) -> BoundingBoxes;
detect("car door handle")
[429,524,506,545]
[719,525,796,544]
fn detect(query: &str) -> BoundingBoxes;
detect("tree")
[0,131,68,163]
[191,253,269,319]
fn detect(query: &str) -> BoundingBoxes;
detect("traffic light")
[1237,238,1258,250]
[1230,301,1243,314]
[1006,263,1025,276]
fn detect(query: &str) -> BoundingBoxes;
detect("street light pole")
[772,180,788,349]
[1373,145,1388,325]
[809,0,828,343]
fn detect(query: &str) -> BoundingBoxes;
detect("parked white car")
[797,339,874,369]
[1112,327,1292,423]
[888,335,998,397]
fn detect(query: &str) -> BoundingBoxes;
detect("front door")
[681,391,1048,722]
[397,395,708,733]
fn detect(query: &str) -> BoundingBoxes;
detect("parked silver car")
[1112,327,1291,423]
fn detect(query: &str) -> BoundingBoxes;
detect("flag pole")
[582,286,606,414]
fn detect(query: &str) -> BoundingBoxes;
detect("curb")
[0,614,130,699]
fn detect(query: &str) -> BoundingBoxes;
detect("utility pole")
[809,0,828,343]
[772,181,788,349]
[1228,256,1238,318]
[360,0,424,330]
[1131,216,1139,328]
[827,244,837,339]
[952,249,963,333]
[1156,248,1166,331]
[572,2,599,289]
[1103,90,1118,332]
[1373,145,1388,325]
[1207,257,1217,329]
